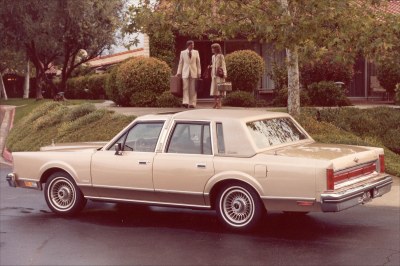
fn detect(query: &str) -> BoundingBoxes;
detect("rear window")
[246,118,307,149]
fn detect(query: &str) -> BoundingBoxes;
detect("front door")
[153,122,214,207]
[90,122,165,201]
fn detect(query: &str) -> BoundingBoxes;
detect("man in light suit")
[176,40,201,108]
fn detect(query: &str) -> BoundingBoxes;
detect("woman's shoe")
[212,102,218,109]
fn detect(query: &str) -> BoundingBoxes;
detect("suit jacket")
[177,49,201,78]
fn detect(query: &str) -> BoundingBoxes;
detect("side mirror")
[115,143,123,155]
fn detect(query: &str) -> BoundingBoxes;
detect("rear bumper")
[6,173,41,190]
[320,175,393,212]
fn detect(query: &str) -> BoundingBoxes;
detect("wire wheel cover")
[221,187,255,226]
[49,178,76,211]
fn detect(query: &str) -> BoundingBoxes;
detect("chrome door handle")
[196,163,206,169]
[138,161,151,165]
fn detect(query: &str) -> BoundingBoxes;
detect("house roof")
[86,48,146,68]
[382,0,400,15]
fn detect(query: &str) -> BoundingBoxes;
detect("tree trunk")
[279,0,301,116]
[0,73,8,100]
[286,47,300,117]
[23,60,30,98]
[35,71,44,100]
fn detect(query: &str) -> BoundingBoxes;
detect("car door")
[90,121,164,202]
[153,122,214,207]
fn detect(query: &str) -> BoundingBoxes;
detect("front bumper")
[321,175,393,212]
[6,173,41,190]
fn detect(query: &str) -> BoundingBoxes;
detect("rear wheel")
[216,182,265,231]
[44,172,86,216]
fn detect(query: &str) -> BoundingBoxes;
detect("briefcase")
[195,78,204,93]
[170,76,182,97]
[217,82,232,92]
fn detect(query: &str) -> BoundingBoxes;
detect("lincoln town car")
[6,109,393,230]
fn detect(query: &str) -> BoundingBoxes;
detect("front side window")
[247,118,307,149]
[167,123,212,155]
[111,122,164,152]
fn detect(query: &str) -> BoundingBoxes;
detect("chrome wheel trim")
[220,186,255,227]
[47,177,77,212]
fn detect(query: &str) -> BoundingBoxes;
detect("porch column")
[143,34,150,57]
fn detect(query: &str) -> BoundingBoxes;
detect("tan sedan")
[7,109,393,231]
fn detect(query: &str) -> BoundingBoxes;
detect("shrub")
[308,107,400,155]
[24,101,61,123]
[156,91,181,107]
[115,57,171,106]
[32,105,67,131]
[105,66,125,106]
[58,109,109,138]
[376,60,400,95]
[267,63,287,90]
[271,87,311,107]
[306,81,351,107]
[66,74,108,99]
[65,76,89,99]
[130,91,158,107]
[300,53,354,88]
[223,91,256,107]
[86,74,108,99]
[63,103,96,122]
[225,50,265,92]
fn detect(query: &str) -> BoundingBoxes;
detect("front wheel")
[44,172,86,216]
[216,182,265,231]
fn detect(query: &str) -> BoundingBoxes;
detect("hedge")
[66,74,108,99]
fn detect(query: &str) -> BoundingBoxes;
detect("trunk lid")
[265,143,381,170]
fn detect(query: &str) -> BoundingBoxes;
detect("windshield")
[246,117,308,149]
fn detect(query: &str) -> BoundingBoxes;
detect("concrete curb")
[0,105,15,165]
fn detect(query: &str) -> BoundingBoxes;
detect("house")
[162,1,400,100]
[86,46,149,72]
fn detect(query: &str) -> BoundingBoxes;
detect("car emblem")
[354,157,359,163]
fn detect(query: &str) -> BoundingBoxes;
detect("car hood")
[40,142,108,152]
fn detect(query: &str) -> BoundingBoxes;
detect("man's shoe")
[189,105,195,109]
[182,104,188,108]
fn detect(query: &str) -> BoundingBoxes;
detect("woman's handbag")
[216,67,224,78]
[217,82,232,92]
[216,54,225,78]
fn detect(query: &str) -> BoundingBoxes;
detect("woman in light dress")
[209,43,227,109]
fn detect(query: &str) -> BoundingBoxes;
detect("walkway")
[95,100,400,117]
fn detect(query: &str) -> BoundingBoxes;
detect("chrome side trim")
[155,189,203,195]
[261,196,316,201]
[85,196,211,209]
[16,177,39,182]
[91,184,154,192]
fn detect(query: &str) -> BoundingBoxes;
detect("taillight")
[379,154,385,173]
[327,168,334,190]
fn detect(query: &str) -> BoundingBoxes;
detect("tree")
[0,0,124,99]
[125,0,397,116]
